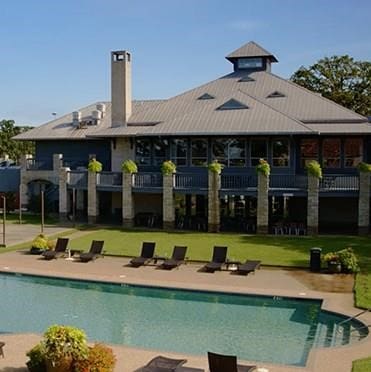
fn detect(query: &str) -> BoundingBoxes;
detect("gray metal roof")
[226,41,278,62]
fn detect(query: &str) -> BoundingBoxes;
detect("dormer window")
[237,58,263,70]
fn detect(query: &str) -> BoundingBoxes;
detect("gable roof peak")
[226,41,278,63]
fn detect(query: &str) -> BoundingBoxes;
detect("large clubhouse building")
[15,42,371,235]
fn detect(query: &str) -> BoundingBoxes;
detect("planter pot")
[45,356,73,372]
[29,247,44,255]
[327,261,342,274]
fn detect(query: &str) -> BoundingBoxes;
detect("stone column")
[122,173,134,227]
[19,154,33,208]
[59,167,70,222]
[358,172,370,235]
[87,171,98,224]
[53,154,63,172]
[307,175,319,235]
[163,174,175,230]
[208,171,221,233]
[257,172,269,234]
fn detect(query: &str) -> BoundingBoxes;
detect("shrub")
[357,162,371,173]
[121,159,138,174]
[208,160,223,174]
[31,234,48,249]
[256,159,270,177]
[26,343,46,372]
[338,247,359,273]
[323,251,340,264]
[87,158,102,173]
[306,160,322,178]
[161,160,176,175]
[74,344,116,372]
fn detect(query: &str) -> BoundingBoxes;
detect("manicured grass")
[5,212,57,225]
[352,357,371,372]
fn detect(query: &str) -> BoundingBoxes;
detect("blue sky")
[1,0,370,126]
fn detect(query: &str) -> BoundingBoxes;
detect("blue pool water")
[0,273,367,366]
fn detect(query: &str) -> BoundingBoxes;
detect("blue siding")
[36,140,111,171]
[0,168,21,192]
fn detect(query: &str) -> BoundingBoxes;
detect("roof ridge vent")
[197,93,215,100]
[266,91,286,98]
[238,76,255,82]
[217,98,249,111]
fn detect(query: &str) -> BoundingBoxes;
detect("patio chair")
[42,238,69,260]
[130,242,156,267]
[79,240,105,262]
[160,246,188,270]
[0,341,4,358]
[235,260,261,275]
[203,246,228,272]
[208,352,257,372]
[139,355,187,371]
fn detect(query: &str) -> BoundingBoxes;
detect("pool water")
[0,273,367,366]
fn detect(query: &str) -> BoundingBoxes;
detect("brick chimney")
[111,51,132,127]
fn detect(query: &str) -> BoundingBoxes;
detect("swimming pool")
[0,273,367,366]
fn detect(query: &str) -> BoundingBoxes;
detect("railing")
[270,175,307,189]
[63,158,87,170]
[68,171,88,188]
[175,173,208,189]
[26,158,53,171]
[98,172,122,187]
[221,174,257,189]
[320,175,359,191]
[134,172,162,188]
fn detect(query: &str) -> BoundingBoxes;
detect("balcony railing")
[63,158,87,170]
[270,175,307,189]
[175,173,208,189]
[68,171,88,188]
[320,175,359,191]
[26,158,53,171]
[98,172,122,187]
[134,172,162,188]
[221,174,257,189]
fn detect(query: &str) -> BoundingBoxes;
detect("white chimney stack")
[72,111,81,127]
[96,103,106,117]
[111,51,132,127]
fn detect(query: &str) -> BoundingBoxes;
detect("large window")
[135,139,151,165]
[153,138,167,166]
[344,138,363,168]
[272,139,289,167]
[237,58,263,69]
[300,139,319,168]
[191,139,208,166]
[171,139,188,166]
[250,139,267,166]
[323,138,340,168]
[212,139,246,167]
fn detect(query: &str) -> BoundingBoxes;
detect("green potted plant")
[357,162,371,173]
[306,160,322,178]
[256,158,270,177]
[26,343,46,372]
[42,325,88,372]
[30,234,49,254]
[323,251,342,273]
[208,160,224,174]
[73,343,116,372]
[87,158,102,173]
[121,159,138,174]
[161,160,176,175]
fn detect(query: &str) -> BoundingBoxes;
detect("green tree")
[0,120,34,162]
[291,55,371,117]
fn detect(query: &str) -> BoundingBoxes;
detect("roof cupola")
[226,41,278,72]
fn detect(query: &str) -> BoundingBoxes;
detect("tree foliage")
[291,55,371,117]
[0,119,34,162]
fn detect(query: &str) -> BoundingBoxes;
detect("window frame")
[271,138,290,168]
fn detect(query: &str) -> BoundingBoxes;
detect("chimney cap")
[112,50,131,62]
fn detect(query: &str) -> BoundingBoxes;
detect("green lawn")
[352,357,371,372]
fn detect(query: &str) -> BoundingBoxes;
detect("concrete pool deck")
[0,246,370,371]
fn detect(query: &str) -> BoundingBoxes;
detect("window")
[153,138,167,166]
[217,99,249,111]
[322,138,340,168]
[300,139,319,168]
[250,139,267,166]
[212,139,246,167]
[272,139,289,167]
[237,58,263,69]
[191,139,208,166]
[171,139,188,166]
[135,139,151,165]
[344,138,363,167]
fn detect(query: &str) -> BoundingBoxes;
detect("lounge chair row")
[140,352,257,371]
[130,242,261,275]
[31,238,105,263]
